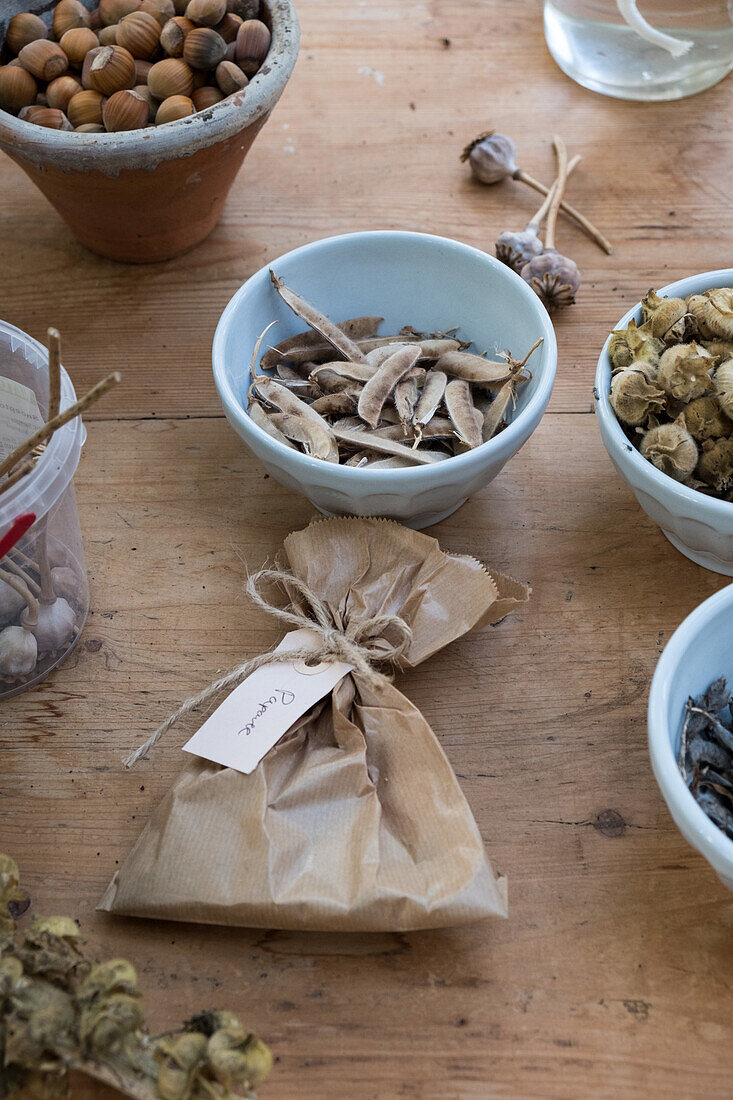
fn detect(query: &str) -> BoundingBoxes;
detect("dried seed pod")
[696,437,733,491]
[444,378,483,448]
[182,26,227,68]
[267,412,339,462]
[132,81,157,119]
[5,12,48,55]
[248,400,297,448]
[53,0,91,38]
[27,106,74,128]
[686,294,717,340]
[521,249,581,310]
[147,56,194,97]
[116,10,162,58]
[0,65,38,113]
[155,92,194,122]
[86,44,136,94]
[657,342,713,401]
[332,426,440,464]
[461,130,517,184]
[59,27,100,67]
[139,0,176,24]
[134,57,152,81]
[46,73,83,110]
[21,598,75,650]
[208,1024,273,1089]
[308,392,357,417]
[156,1032,208,1100]
[186,0,226,25]
[640,421,698,482]
[642,289,690,344]
[714,359,733,418]
[215,57,247,94]
[192,83,222,109]
[609,367,665,426]
[98,24,119,45]
[435,349,511,386]
[80,992,144,1053]
[234,16,270,72]
[67,87,105,126]
[310,361,375,384]
[608,318,663,372]
[160,15,195,55]
[260,316,383,370]
[414,370,447,428]
[213,11,242,42]
[357,345,422,428]
[681,396,732,441]
[103,86,149,129]
[495,227,543,273]
[393,373,421,432]
[250,377,337,436]
[78,958,139,1001]
[270,272,369,364]
[18,40,69,82]
[0,625,37,678]
[99,0,141,26]
[696,288,733,340]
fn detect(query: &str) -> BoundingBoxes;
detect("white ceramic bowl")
[213,231,557,528]
[649,584,733,890]
[595,268,733,575]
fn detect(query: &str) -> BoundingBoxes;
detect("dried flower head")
[695,288,733,340]
[460,130,518,184]
[697,437,733,492]
[681,396,732,441]
[639,421,698,481]
[657,342,713,401]
[495,227,543,273]
[521,249,581,310]
[610,368,665,426]
[642,289,691,343]
[714,359,733,419]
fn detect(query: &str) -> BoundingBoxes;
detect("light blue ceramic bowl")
[595,268,733,575]
[649,585,733,890]
[213,231,557,528]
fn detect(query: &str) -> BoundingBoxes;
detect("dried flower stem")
[544,135,568,252]
[0,565,37,626]
[528,153,580,233]
[0,372,120,480]
[48,327,61,421]
[514,168,613,254]
[2,554,41,596]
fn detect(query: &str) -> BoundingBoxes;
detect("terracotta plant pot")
[0,0,299,262]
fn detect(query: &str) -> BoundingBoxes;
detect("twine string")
[123,566,413,769]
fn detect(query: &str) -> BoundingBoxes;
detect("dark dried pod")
[460,130,517,184]
[495,227,542,273]
[520,249,581,310]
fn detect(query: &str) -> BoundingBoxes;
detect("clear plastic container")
[544,1,733,101]
[0,320,88,698]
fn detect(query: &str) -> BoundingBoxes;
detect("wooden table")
[2,2,733,1096]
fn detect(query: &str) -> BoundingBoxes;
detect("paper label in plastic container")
[0,376,44,462]
[182,628,353,774]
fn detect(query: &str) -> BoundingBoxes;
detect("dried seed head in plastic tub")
[0,319,89,698]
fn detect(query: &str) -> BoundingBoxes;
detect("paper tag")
[0,377,44,462]
[182,628,353,774]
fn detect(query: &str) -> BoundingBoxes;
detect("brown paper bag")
[100,518,529,932]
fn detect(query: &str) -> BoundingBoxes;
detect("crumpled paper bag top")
[100,518,529,932]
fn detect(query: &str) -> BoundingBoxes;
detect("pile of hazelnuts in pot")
[0,0,269,131]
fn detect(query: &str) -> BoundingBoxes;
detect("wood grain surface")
[1,0,733,1097]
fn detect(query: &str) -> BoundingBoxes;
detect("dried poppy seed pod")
[5,12,48,55]
[234,16,270,73]
[192,82,222,109]
[19,40,69,82]
[215,57,246,94]
[140,0,176,24]
[609,367,665,426]
[21,598,75,649]
[495,227,543,273]
[640,421,699,482]
[182,26,227,68]
[87,44,136,94]
[0,65,38,113]
[186,0,226,25]
[99,0,141,25]
[103,86,149,129]
[642,289,691,344]
[521,249,581,310]
[0,625,37,678]
[461,130,517,184]
[155,92,194,123]
[46,73,83,110]
[681,396,732,441]
[159,15,195,55]
[59,26,100,67]
[213,11,242,42]
[53,0,91,39]
[132,82,157,119]
[116,10,162,57]
[147,56,194,97]
[67,87,105,126]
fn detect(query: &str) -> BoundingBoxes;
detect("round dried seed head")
[59,26,100,67]
[715,359,733,418]
[697,437,733,492]
[0,65,38,113]
[182,26,226,68]
[18,40,69,82]
[657,342,713,401]
[5,12,48,55]
[642,289,689,343]
[215,57,246,94]
[99,0,141,26]
[147,55,193,97]
[116,10,162,58]
[681,396,732,441]
[46,73,83,110]
[461,130,517,184]
[159,15,194,55]
[103,86,149,129]
[640,422,698,482]
[234,17,270,72]
[139,0,176,25]
[27,106,74,129]
[67,87,105,126]
[698,288,733,341]
[87,44,136,94]
[609,368,665,427]
[53,0,91,39]
[186,0,226,25]
[192,83,222,109]
[155,92,194,123]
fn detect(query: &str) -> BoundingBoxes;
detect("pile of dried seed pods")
[678,677,733,840]
[246,272,542,468]
[0,0,268,132]
[608,286,733,498]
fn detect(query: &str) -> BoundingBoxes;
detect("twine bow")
[123,566,413,768]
